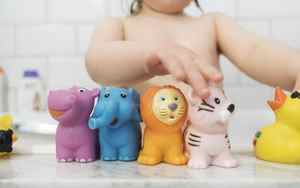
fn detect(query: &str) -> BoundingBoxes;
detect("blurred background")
[0,0,298,136]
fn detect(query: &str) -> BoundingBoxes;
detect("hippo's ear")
[70,86,79,90]
[91,88,100,98]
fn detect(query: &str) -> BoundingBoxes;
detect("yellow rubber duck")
[0,114,17,156]
[254,87,300,164]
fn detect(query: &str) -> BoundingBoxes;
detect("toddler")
[86,0,300,97]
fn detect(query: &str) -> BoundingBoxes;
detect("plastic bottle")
[17,69,45,113]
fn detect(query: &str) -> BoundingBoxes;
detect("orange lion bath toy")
[138,85,188,165]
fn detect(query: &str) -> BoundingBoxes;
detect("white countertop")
[1,132,300,188]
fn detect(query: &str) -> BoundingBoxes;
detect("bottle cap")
[23,70,40,78]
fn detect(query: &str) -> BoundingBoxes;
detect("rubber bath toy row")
[48,85,238,169]
[48,86,141,163]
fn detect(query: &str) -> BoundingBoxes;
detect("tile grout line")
[73,25,80,56]
[45,0,49,24]
[13,24,17,57]
[234,0,239,19]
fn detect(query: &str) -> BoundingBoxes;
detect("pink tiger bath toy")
[48,86,99,163]
[185,87,238,169]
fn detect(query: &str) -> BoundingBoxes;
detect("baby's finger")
[184,63,209,98]
[194,58,223,83]
[157,52,186,81]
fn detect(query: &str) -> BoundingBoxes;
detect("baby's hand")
[144,44,223,98]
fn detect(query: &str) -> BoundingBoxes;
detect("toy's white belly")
[185,128,230,156]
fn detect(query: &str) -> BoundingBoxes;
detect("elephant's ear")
[128,88,140,104]
[128,88,133,94]
[132,105,141,123]
[92,91,105,117]
[128,88,141,122]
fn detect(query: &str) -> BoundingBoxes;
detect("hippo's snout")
[48,90,76,112]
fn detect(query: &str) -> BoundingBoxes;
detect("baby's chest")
[124,19,215,50]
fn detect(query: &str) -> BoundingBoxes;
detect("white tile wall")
[237,0,300,18]
[47,57,97,89]
[77,25,96,55]
[0,0,300,111]
[201,0,237,17]
[48,0,107,23]
[0,26,14,56]
[220,56,240,86]
[271,20,300,43]
[16,25,76,56]
[0,0,46,24]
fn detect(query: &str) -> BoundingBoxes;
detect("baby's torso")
[185,127,230,156]
[122,14,219,93]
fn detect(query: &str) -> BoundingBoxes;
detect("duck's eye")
[160,96,166,101]
[215,98,221,104]
[291,91,300,99]
[120,93,127,98]
[104,93,110,98]
[174,97,179,101]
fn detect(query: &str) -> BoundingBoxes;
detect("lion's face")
[141,85,188,132]
[152,88,186,125]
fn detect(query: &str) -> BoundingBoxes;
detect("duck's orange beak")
[267,87,286,111]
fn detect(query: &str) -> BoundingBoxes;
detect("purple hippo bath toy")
[48,86,99,163]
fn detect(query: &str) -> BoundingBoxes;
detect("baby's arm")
[214,13,300,91]
[86,17,221,97]
[86,18,152,86]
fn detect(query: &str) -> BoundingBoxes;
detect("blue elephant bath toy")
[88,86,141,161]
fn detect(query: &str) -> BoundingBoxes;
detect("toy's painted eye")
[291,91,300,99]
[174,97,179,101]
[160,96,166,101]
[78,88,87,93]
[120,93,127,98]
[104,93,110,98]
[215,98,221,104]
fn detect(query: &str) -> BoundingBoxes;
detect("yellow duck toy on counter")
[0,115,17,156]
[254,87,300,164]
